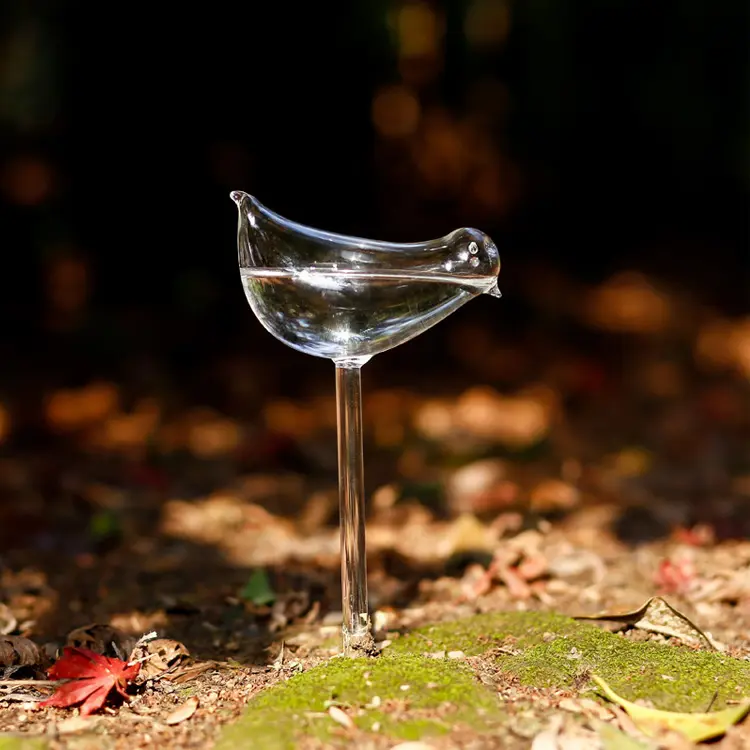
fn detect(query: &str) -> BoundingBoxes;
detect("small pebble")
[447,650,465,660]
[56,716,94,735]
[372,610,393,633]
[328,705,354,729]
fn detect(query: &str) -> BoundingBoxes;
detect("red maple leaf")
[40,647,140,716]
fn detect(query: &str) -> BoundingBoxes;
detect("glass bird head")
[231,191,501,363]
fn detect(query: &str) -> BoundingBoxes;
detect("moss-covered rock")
[220,610,750,748]
[388,610,581,655]
[216,653,504,750]
[394,611,750,713]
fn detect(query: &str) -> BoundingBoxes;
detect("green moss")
[216,653,503,750]
[176,683,199,698]
[388,610,581,656]
[503,627,750,712]
[220,610,750,748]
[392,611,750,713]
[0,736,47,750]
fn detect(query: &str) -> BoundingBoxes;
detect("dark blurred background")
[0,0,747,403]
[0,0,750,649]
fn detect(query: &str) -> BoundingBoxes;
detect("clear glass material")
[335,361,369,644]
[231,191,501,655]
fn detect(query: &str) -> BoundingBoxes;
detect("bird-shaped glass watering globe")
[231,191,501,656]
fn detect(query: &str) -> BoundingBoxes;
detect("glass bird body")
[231,190,502,656]
[231,191,501,362]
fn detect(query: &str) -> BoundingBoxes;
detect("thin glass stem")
[334,359,371,656]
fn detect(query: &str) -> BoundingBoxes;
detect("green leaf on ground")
[592,674,750,742]
[240,568,276,606]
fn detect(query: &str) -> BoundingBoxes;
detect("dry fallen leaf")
[440,513,496,557]
[0,604,18,636]
[696,316,750,379]
[595,720,652,749]
[161,660,217,684]
[573,596,720,651]
[459,563,493,601]
[56,716,97,735]
[67,624,134,660]
[328,705,354,729]
[165,696,199,725]
[0,690,45,703]
[129,637,190,679]
[529,479,580,513]
[516,554,549,582]
[446,458,510,514]
[556,724,603,750]
[654,558,697,596]
[531,715,563,750]
[497,565,533,600]
[186,409,241,457]
[45,382,119,433]
[580,272,673,334]
[0,401,10,444]
[270,591,311,633]
[0,635,42,672]
[557,697,613,721]
[591,674,750,743]
[453,386,552,448]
